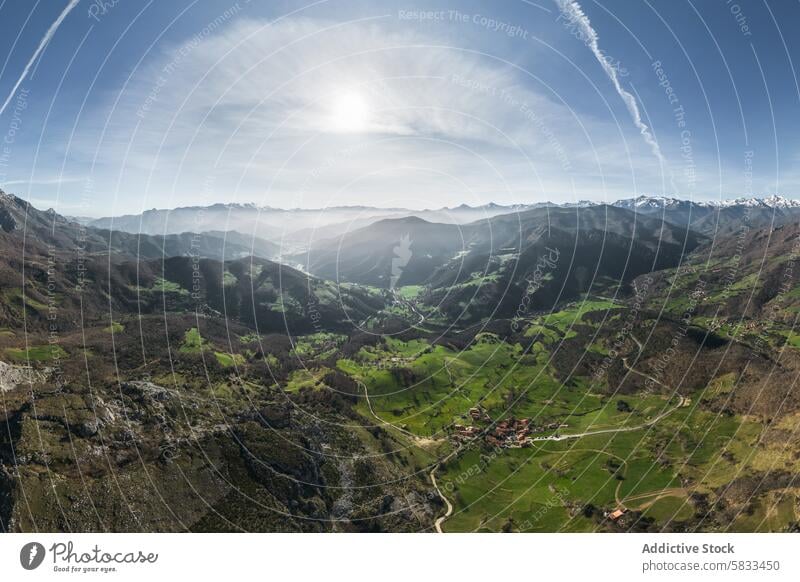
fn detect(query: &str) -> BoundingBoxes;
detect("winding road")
[430,465,453,533]
[530,395,687,443]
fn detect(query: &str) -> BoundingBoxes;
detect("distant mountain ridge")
[76,194,800,218]
[75,193,800,232]
[72,202,555,247]
[0,189,278,263]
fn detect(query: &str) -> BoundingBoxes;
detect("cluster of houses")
[451,407,568,448]
[484,417,534,448]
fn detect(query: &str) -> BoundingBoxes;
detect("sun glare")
[330,91,370,132]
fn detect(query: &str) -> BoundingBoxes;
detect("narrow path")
[621,487,687,505]
[622,355,668,389]
[359,380,419,441]
[531,396,686,442]
[622,334,670,389]
[430,465,453,533]
[630,332,644,353]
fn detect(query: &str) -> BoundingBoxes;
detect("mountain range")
[4,187,800,533]
[73,194,800,243]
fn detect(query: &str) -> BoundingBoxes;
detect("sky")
[0,0,798,217]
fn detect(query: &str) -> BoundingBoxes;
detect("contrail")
[555,0,666,167]
[0,0,81,118]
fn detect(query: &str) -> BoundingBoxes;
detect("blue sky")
[0,0,798,216]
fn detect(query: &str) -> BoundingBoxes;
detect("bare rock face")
[0,207,16,233]
[0,361,48,393]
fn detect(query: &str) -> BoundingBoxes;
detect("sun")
[330,91,370,132]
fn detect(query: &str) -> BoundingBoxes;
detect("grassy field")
[435,399,764,532]
[5,344,67,361]
[339,334,572,436]
[329,297,785,532]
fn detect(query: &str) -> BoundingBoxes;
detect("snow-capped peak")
[708,195,800,208]
[614,194,800,210]
[613,195,687,209]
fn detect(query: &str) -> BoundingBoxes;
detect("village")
[451,406,569,448]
